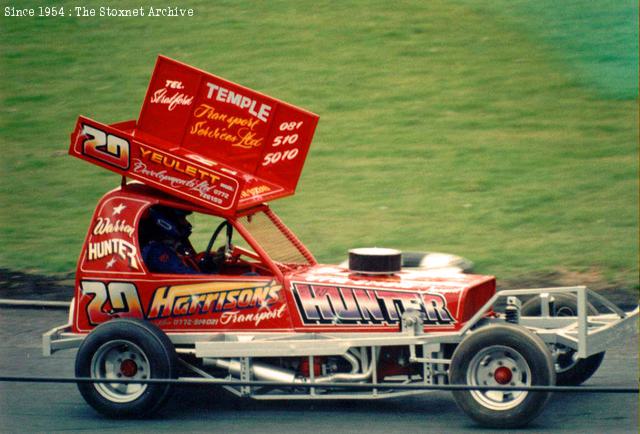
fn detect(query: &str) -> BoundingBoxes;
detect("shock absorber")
[505,296,522,324]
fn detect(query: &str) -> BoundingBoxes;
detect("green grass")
[0,1,637,291]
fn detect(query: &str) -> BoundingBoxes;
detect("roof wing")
[69,56,319,216]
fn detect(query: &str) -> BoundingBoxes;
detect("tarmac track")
[0,307,637,433]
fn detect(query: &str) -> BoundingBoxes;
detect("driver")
[140,206,202,274]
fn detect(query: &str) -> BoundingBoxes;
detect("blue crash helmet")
[146,206,193,240]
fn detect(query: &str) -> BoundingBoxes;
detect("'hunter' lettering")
[292,283,454,326]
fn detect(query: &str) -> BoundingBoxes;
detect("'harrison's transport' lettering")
[147,282,281,319]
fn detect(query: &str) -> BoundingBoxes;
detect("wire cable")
[0,375,636,393]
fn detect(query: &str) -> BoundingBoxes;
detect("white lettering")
[219,305,286,326]
[93,217,135,238]
[150,88,193,111]
[205,82,272,122]
[87,239,139,269]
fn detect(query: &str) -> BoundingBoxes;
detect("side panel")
[285,280,459,333]
[282,271,496,333]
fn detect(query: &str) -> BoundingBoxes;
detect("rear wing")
[69,56,319,216]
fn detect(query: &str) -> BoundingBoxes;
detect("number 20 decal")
[81,124,130,170]
[81,280,144,326]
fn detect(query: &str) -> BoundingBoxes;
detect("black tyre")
[449,324,555,429]
[75,319,177,418]
[521,293,605,385]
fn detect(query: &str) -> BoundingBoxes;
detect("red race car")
[43,56,638,428]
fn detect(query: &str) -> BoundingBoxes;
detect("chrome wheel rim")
[90,340,150,403]
[467,345,531,411]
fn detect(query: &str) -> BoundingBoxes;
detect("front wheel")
[449,324,555,428]
[75,319,177,418]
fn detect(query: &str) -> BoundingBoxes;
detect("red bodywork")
[69,56,496,336]
[72,183,495,334]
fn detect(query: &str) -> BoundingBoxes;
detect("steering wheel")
[200,221,233,272]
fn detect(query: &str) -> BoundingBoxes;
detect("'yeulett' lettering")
[140,147,220,183]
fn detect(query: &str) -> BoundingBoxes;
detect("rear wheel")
[75,319,177,418]
[449,324,555,428]
[521,293,605,385]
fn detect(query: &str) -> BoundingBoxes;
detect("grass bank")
[1,1,637,293]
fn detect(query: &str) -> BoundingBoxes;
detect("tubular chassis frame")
[43,285,638,400]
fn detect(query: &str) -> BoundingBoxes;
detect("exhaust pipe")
[313,351,373,383]
[205,352,373,384]
[205,358,304,383]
